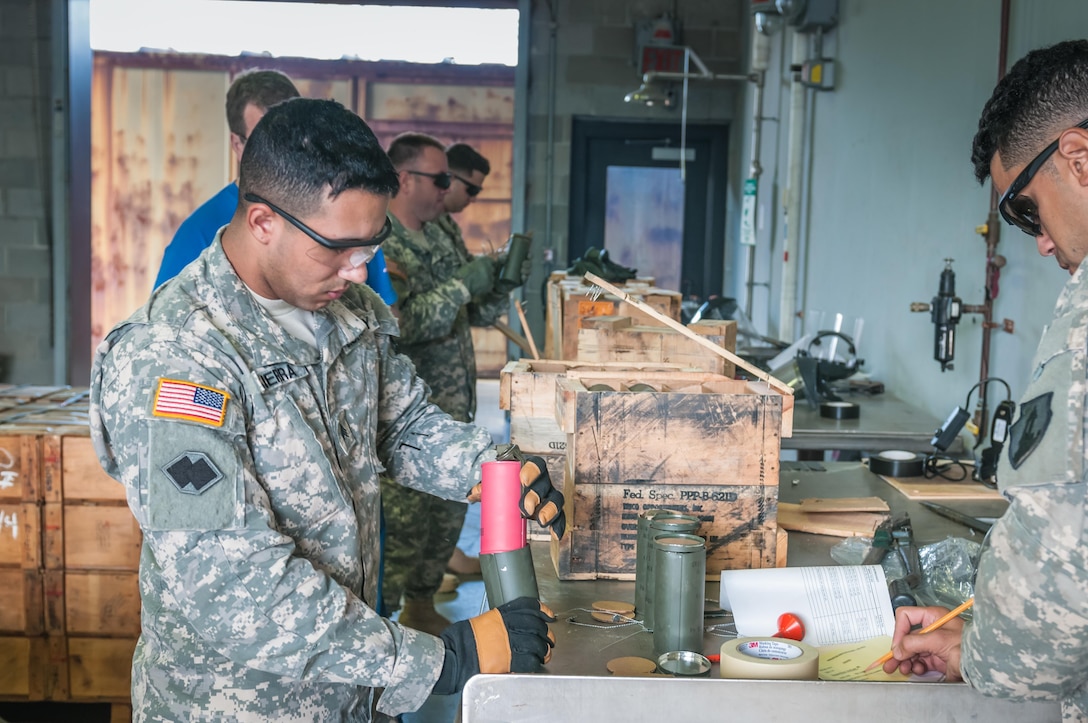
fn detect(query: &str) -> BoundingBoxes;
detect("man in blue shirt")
[152,68,397,305]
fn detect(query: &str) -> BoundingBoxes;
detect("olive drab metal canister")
[497,233,532,292]
[639,512,701,631]
[652,533,707,657]
[635,510,682,619]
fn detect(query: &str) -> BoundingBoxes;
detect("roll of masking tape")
[868,450,925,478]
[719,637,820,681]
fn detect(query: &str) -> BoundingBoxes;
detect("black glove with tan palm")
[468,445,567,540]
[432,597,557,696]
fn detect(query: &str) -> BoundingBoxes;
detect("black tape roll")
[820,401,860,420]
[868,451,925,478]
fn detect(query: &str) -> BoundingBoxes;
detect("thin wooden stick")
[582,272,794,396]
[492,319,534,355]
[514,300,540,360]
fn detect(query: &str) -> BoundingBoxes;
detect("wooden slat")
[799,497,890,513]
[65,572,141,637]
[0,569,43,635]
[61,506,142,572]
[879,474,1005,501]
[67,637,138,701]
[62,437,124,502]
[0,502,41,570]
[0,435,40,502]
[777,502,889,537]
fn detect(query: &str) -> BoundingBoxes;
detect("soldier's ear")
[1058,127,1088,188]
[246,202,278,246]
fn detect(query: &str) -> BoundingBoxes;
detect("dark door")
[568,117,729,299]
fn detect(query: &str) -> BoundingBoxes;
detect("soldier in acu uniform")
[379,134,529,634]
[90,98,562,722]
[883,40,1088,720]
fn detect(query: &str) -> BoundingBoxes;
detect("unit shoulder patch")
[1008,392,1054,470]
[162,451,223,495]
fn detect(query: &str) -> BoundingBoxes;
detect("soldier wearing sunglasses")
[882,40,1088,720]
[380,134,514,636]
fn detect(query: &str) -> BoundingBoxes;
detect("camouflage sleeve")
[387,250,473,345]
[90,326,445,715]
[372,333,496,497]
[960,482,1088,703]
[467,288,509,328]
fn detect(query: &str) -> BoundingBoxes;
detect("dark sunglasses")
[999,116,1088,237]
[451,173,482,197]
[243,193,392,248]
[407,170,452,190]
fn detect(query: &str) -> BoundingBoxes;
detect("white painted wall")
[732,0,1088,424]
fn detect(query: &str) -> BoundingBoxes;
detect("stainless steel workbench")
[785,392,965,455]
[460,462,1058,721]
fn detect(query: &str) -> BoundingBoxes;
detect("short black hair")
[225,69,300,139]
[386,132,446,169]
[446,142,490,176]
[972,40,1088,184]
[238,98,400,216]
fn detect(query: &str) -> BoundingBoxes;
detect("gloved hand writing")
[454,256,497,297]
[468,451,567,540]
[432,597,556,696]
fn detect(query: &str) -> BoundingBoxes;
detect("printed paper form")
[719,565,896,647]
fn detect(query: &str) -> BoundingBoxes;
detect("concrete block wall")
[522,0,748,334]
[0,0,54,384]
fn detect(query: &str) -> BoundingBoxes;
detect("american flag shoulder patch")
[152,378,230,427]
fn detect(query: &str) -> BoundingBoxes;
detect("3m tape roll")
[820,401,860,420]
[868,450,925,478]
[719,638,820,681]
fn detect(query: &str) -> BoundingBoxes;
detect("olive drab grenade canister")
[635,511,700,630]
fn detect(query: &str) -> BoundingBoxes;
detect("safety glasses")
[998,117,1088,237]
[451,173,482,197]
[407,170,452,190]
[244,192,390,270]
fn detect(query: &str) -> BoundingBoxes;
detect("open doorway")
[568,117,729,301]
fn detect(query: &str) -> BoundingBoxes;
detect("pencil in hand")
[865,598,975,672]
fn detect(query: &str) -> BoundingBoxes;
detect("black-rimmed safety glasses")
[244,193,392,249]
[407,170,453,190]
[451,173,482,197]
[999,117,1088,237]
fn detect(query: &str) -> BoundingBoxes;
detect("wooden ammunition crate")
[550,371,789,581]
[0,387,139,717]
[544,274,682,360]
[499,359,692,455]
[577,316,738,377]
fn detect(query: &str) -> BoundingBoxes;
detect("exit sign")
[639,45,686,75]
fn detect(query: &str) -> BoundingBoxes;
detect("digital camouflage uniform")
[381,212,508,610]
[89,238,495,722]
[960,261,1088,721]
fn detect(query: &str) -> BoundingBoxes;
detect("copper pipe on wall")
[975,0,1011,437]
